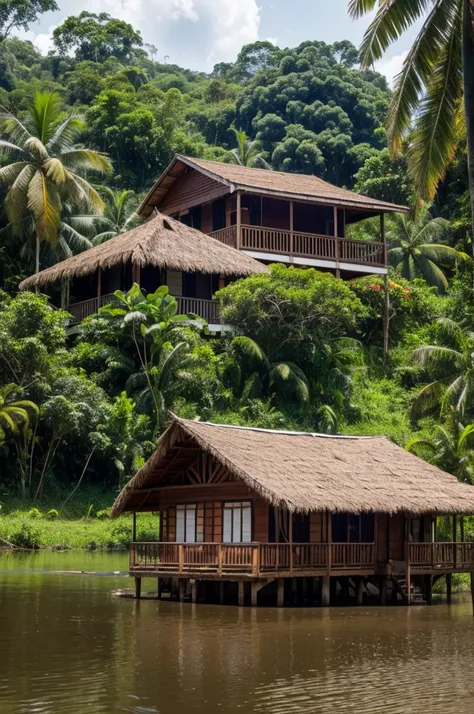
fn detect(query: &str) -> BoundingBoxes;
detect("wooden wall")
[166,269,182,296]
[159,168,228,215]
[310,512,327,542]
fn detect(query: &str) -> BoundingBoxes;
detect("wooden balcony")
[130,541,474,579]
[67,294,220,325]
[409,542,474,572]
[130,541,376,578]
[210,224,385,269]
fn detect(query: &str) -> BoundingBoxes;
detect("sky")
[19,0,421,83]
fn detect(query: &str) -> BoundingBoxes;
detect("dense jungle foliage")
[1,7,474,517]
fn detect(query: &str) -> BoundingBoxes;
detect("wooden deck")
[130,541,474,580]
[67,294,220,325]
[210,225,385,268]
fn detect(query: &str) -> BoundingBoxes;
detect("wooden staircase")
[393,575,426,605]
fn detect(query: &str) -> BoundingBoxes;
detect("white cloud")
[374,50,408,87]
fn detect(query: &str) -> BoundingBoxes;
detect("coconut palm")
[75,188,140,245]
[231,129,271,168]
[349,0,474,244]
[406,414,474,482]
[230,336,310,404]
[411,318,474,418]
[101,283,198,433]
[387,210,467,291]
[0,384,38,444]
[0,91,112,273]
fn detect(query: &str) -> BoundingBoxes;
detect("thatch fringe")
[110,417,474,518]
[19,212,268,290]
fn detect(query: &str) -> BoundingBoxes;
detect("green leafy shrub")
[27,507,42,519]
[46,509,59,520]
[96,508,110,520]
[10,522,41,549]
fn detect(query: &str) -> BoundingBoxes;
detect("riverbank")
[0,491,158,550]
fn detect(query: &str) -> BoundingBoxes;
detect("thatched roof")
[110,417,474,517]
[140,155,409,218]
[19,212,268,290]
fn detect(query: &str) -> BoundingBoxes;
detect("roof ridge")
[173,415,381,440]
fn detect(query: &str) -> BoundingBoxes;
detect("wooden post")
[178,579,185,602]
[327,511,332,576]
[97,268,102,306]
[251,582,259,607]
[321,576,330,606]
[461,516,465,543]
[219,581,225,605]
[289,200,294,262]
[132,512,137,541]
[453,514,457,569]
[277,578,284,607]
[380,576,387,605]
[470,572,474,613]
[157,578,161,600]
[135,577,142,600]
[252,544,260,577]
[334,206,340,278]
[178,544,184,574]
[381,212,387,265]
[191,580,197,604]
[446,573,452,604]
[238,580,245,607]
[236,190,241,250]
[132,263,140,286]
[289,511,294,577]
[356,577,364,606]
[291,578,298,605]
[425,574,433,605]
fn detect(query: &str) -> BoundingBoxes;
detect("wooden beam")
[97,268,102,304]
[238,580,245,607]
[132,263,140,286]
[236,190,242,250]
[132,512,137,541]
[135,577,142,599]
[289,200,294,262]
[277,578,284,607]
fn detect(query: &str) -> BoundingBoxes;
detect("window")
[176,504,203,543]
[223,502,252,543]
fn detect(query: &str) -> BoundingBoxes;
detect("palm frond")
[29,91,63,144]
[60,149,112,175]
[388,0,457,153]
[416,254,449,290]
[359,0,432,68]
[407,4,463,201]
[411,376,452,418]
[46,115,84,154]
[412,344,462,366]
[348,0,378,20]
[27,171,61,243]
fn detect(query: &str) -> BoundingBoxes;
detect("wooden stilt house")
[111,417,474,607]
[19,212,267,329]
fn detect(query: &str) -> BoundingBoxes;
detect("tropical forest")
[1,1,474,550]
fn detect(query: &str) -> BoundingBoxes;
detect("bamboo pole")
[236,190,242,250]
[334,206,340,278]
[289,200,294,262]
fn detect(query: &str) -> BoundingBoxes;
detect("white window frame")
[223,501,252,543]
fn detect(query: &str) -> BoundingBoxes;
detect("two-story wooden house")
[139,155,408,278]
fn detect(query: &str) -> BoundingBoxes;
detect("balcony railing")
[409,542,474,570]
[210,224,385,268]
[130,541,376,577]
[68,294,220,325]
[130,541,474,578]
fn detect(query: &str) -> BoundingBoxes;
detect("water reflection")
[0,552,473,714]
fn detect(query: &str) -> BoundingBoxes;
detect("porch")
[67,294,221,325]
[210,224,386,272]
[129,540,474,579]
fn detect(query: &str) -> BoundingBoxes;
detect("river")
[1,551,473,713]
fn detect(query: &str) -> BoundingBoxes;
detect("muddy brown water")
[1,551,474,714]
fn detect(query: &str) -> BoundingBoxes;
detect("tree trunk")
[35,234,40,275]
[463,0,474,256]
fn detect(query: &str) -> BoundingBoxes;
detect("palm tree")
[411,318,474,418]
[349,0,474,246]
[0,384,38,444]
[230,336,310,404]
[75,188,140,245]
[387,210,468,291]
[231,129,271,168]
[101,283,197,433]
[0,91,112,273]
[406,414,474,482]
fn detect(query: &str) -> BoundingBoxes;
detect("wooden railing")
[210,225,237,247]
[176,296,220,324]
[210,224,385,268]
[409,542,474,570]
[68,294,220,325]
[130,542,377,576]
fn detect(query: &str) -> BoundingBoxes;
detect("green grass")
[0,486,159,550]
